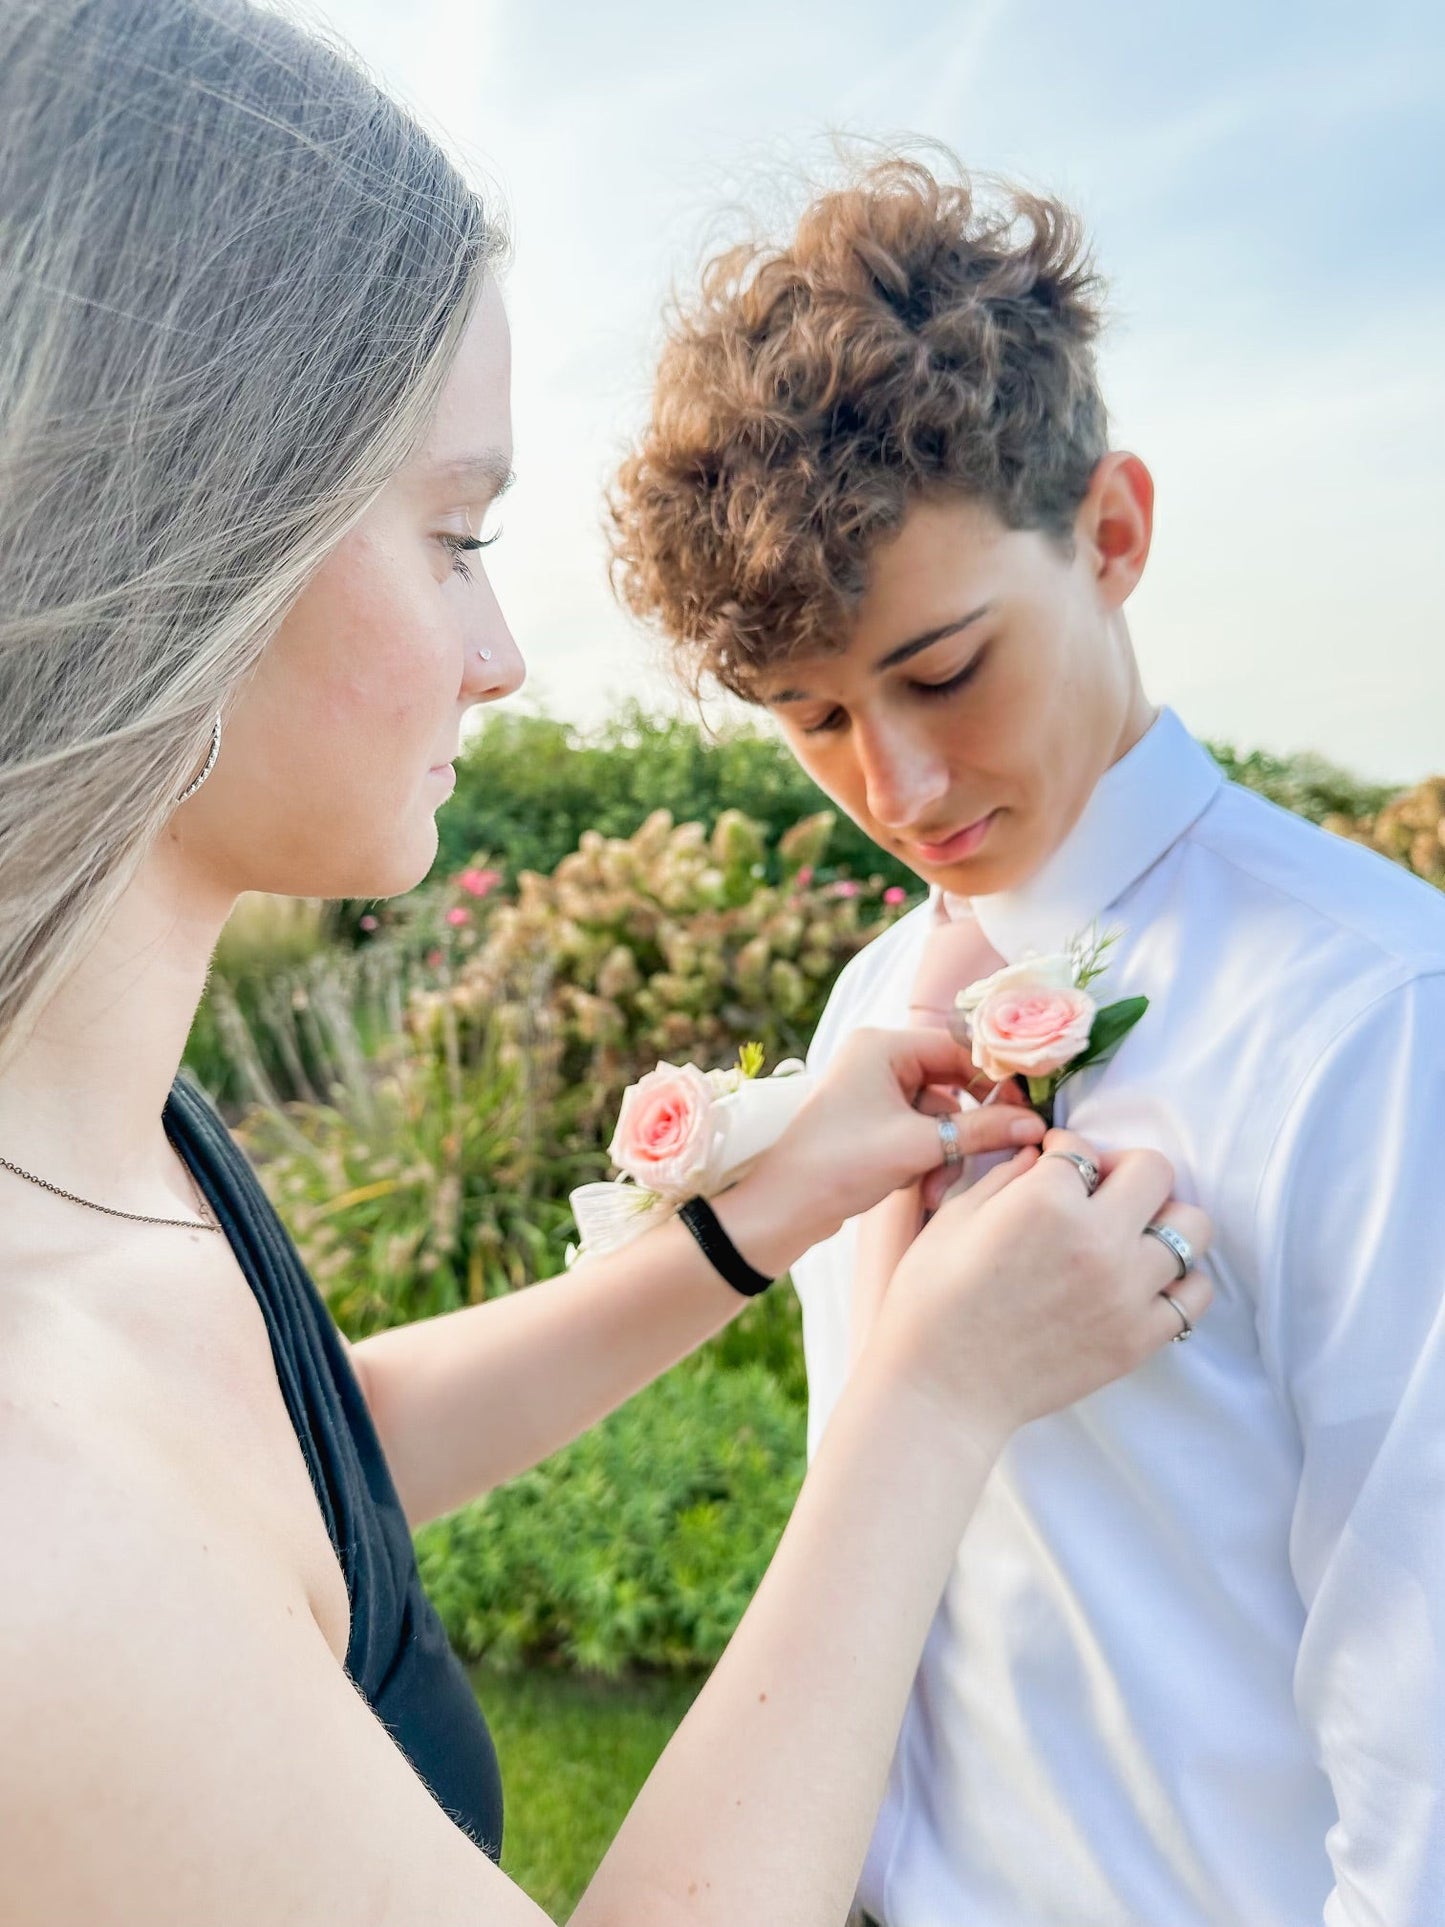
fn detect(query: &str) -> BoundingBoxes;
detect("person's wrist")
[713,1139,846,1281]
[862,1310,1018,1472]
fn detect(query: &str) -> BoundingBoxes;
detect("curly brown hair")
[608,157,1109,699]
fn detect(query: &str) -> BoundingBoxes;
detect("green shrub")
[433,702,920,892]
[1206,742,1396,825]
[416,1363,805,1675]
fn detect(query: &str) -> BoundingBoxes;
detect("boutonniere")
[565,1044,814,1265]
[953,925,1147,1127]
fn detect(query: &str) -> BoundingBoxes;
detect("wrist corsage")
[566,1043,814,1266]
[954,924,1147,1127]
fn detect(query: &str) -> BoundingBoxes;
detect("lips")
[910,810,998,865]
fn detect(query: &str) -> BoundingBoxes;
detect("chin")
[310,821,440,903]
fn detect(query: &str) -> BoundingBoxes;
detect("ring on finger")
[1161,1290,1193,1342]
[1143,1220,1192,1282]
[936,1114,963,1168]
[1041,1149,1100,1197]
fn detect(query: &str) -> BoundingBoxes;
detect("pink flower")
[882,886,907,906]
[609,1061,716,1196]
[966,970,1096,1084]
[830,879,861,899]
[358,914,379,932]
[426,948,444,969]
[794,866,814,889]
[445,905,472,927]
[458,867,501,898]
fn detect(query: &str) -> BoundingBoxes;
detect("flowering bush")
[1324,777,1445,889]
[407,806,909,1168]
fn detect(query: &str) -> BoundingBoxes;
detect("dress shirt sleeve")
[1254,971,1445,1925]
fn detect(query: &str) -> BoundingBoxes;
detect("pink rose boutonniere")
[955,925,1147,1126]
[566,1044,814,1266]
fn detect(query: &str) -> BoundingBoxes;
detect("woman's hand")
[735,1027,1044,1262]
[872,1127,1214,1458]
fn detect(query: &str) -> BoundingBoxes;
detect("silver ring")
[936,1115,963,1168]
[1041,1150,1100,1197]
[1143,1221,1192,1283]
[1161,1291,1193,1342]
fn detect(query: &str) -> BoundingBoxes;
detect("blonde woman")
[0,3,1211,1921]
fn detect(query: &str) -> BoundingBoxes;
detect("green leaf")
[1064,995,1149,1076]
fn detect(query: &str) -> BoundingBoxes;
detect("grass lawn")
[473,1662,705,1921]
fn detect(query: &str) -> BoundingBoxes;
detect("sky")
[305,0,1442,782]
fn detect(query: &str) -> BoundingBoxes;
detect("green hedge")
[416,1362,805,1676]
[430,703,920,892]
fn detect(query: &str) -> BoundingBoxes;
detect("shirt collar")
[942,707,1223,962]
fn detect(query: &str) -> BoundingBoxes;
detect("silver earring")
[479,647,493,663]
[176,711,223,803]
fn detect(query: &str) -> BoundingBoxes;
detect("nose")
[855,714,950,830]
[461,571,526,705]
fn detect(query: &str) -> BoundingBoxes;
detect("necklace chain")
[0,1144,220,1233]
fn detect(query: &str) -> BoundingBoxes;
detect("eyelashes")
[800,649,988,736]
[439,529,502,582]
[916,654,984,700]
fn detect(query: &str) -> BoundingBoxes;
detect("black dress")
[164,1075,504,1859]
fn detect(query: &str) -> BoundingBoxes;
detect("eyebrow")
[767,603,995,704]
[422,451,516,499]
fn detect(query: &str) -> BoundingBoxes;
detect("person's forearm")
[573,1353,1003,1927]
[353,1163,837,1525]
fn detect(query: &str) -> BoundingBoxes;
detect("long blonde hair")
[0,0,503,1063]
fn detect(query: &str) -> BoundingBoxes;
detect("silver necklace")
[0,1138,220,1233]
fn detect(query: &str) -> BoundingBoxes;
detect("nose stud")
[479,647,493,663]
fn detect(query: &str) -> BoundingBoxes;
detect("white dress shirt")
[794,708,1445,1926]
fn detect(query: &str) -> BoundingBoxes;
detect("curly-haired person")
[611,157,1445,1927]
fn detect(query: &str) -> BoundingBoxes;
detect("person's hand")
[871,1125,1213,1458]
[748,1026,1045,1253]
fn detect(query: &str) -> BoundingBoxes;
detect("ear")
[1074,452,1154,610]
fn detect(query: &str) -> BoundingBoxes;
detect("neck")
[1108,625,1157,770]
[0,826,234,1203]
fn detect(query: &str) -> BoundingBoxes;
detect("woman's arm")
[353,1031,1042,1525]
[577,1341,996,1926]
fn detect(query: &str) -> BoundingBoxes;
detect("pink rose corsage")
[954,925,1147,1125]
[567,1045,813,1266]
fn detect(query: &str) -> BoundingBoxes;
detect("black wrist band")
[678,1195,775,1298]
